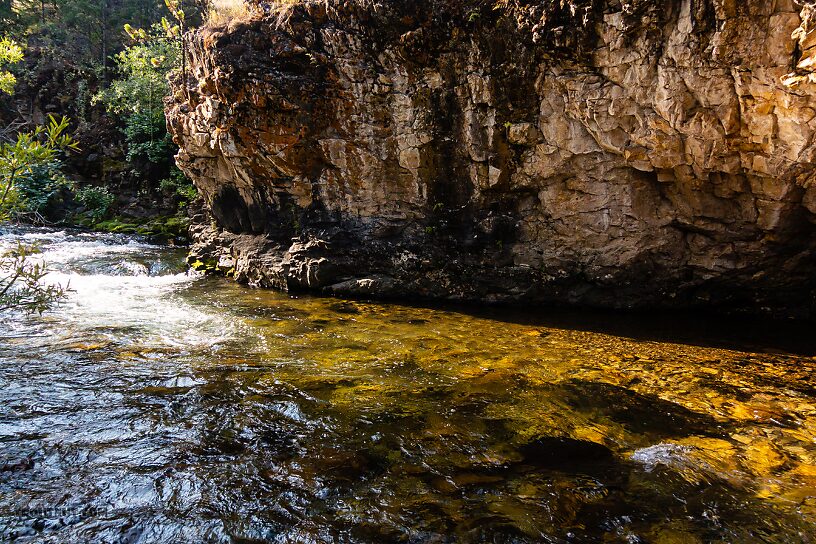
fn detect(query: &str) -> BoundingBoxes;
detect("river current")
[0,226,815,543]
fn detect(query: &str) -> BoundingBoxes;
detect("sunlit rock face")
[166,0,816,316]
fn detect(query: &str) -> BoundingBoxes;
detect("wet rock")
[518,436,614,468]
[314,448,391,482]
[564,380,728,439]
[327,301,360,314]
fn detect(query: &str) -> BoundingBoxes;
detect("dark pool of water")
[1,227,815,543]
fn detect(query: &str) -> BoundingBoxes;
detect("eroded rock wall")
[167,0,816,316]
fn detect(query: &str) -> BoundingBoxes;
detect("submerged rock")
[167,0,816,317]
[518,436,614,469]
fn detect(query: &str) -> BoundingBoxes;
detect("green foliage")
[9,161,72,218]
[0,37,23,95]
[96,24,179,116]
[5,0,177,67]
[159,168,196,202]
[75,186,116,221]
[0,0,13,28]
[74,79,91,123]
[0,116,79,178]
[0,242,68,313]
[94,21,185,187]
[4,1,204,226]
[0,37,23,65]
[0,42,70,314]
[0,115,79,219]
[188,255,218,273]
[164,0,186,26]
[123,110,174,164]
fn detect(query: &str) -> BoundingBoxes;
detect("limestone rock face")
[167,0,816,316]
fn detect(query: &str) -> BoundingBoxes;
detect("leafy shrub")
[94,25,179,117]
[75,186,115,221]
[0,37,23,95]
[11,161,72,218]
[159,168,198,207]
[0,242,68,313]
[123,110,175,166]
[93,23,179,182]
[0,115,79,221]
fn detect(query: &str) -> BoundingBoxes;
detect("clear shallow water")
[1,226,815,543]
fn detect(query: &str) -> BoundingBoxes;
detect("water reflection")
[1,227,815,542]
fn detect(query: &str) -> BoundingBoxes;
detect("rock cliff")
[167,0,816,316]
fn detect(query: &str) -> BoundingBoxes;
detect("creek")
[1,227,815,542]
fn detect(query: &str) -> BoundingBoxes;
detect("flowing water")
[1,226,815,543]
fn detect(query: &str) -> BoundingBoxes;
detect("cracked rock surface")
[167,0,816,316]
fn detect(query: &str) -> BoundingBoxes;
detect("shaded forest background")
[0,0,223,239]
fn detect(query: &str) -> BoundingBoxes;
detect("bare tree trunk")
[101,0,108,79]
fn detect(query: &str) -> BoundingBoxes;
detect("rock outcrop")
[167,0,816,317]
